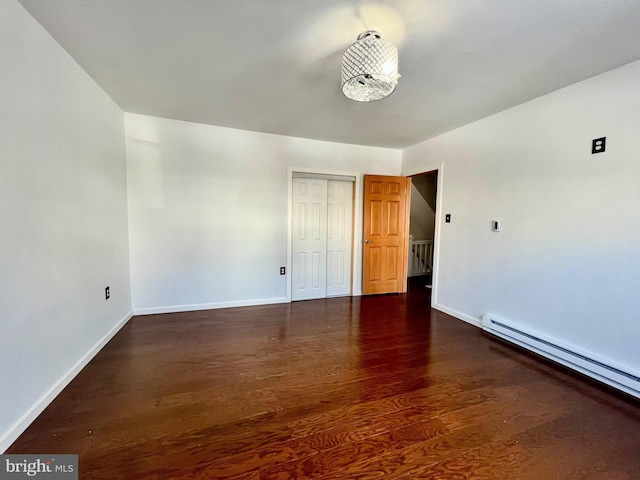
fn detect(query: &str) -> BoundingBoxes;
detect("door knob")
[364,239,373,244]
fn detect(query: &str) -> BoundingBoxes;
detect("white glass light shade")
[341,31,400,102]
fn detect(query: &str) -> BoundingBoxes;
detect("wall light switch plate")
[492,220,502,232]
[445,214,451,223]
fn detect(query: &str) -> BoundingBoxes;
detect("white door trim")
[287,167,362,302]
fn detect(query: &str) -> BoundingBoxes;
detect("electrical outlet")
[592,137,606,154]
[105,286,110,300]
[280,267,286,275]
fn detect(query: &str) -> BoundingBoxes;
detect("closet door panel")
[292,178,327,300]
[326,180,353,297]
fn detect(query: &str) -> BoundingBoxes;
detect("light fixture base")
[357,30,382,41]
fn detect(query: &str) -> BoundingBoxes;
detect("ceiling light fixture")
[341,30,400,102]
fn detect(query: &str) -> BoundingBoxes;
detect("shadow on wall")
[410,171,437,241]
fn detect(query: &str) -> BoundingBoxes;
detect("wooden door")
[292,178,328,300]
[326,180,353,297]
[362,175,411,295]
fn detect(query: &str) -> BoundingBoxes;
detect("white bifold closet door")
[326,180,354,297]
[292,177,353,301]
[292,178,328,301]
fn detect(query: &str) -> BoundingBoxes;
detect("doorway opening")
[408,170,438,292]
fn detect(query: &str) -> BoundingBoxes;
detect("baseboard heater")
[481,314,640,399]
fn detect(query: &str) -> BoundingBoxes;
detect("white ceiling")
[18,0,640,148]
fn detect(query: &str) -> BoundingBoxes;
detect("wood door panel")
[387,181,401,195]
[362,175,410,295]
[370,180,384,194]
[367,247,382,281]
[387,201,400,236]
[386,246,398,280]
[368,200,383,236]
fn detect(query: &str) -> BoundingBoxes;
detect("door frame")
[286,167,362,302]
[406,163,444,305]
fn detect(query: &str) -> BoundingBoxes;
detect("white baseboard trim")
[481,314,640,399]
[133,297,290,316]
[432,302,482,328]
[0,310,133,453]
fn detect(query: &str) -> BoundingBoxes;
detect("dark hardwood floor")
[8,279,640,479]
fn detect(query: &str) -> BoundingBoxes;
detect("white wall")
[0,1,131,451]
[403,60,640,374]
[126,114,402,313]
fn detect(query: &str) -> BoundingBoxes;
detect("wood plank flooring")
[8,281,640,479]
